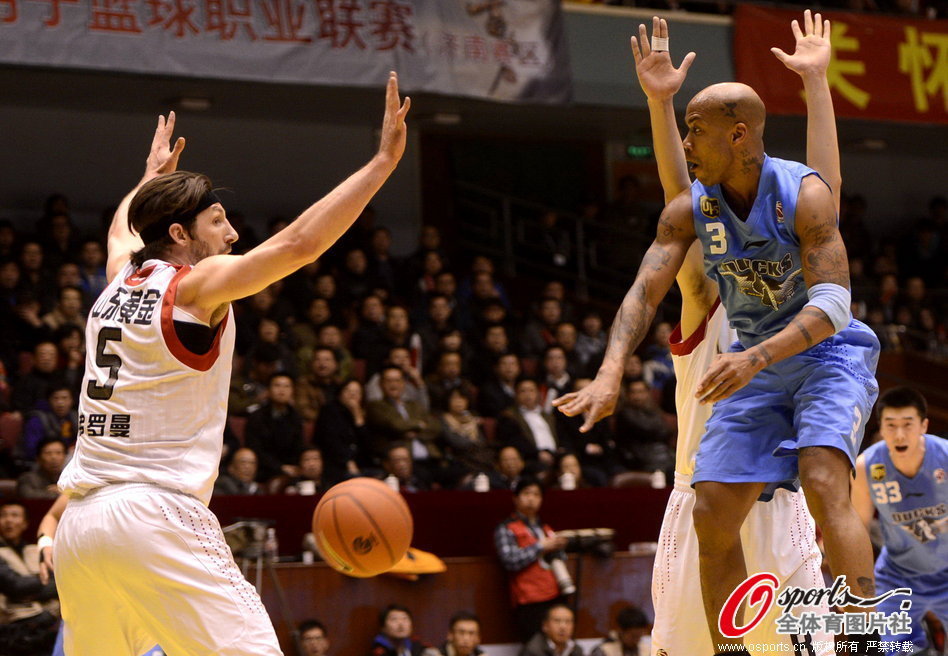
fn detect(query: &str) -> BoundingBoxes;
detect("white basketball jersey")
[669,299,734,483]
[59,259,235,505]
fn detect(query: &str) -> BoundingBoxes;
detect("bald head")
[688,83,766,136]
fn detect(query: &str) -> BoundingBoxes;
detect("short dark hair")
[0,502,27,521]
[267,372,294,387]
[128,171,213,267]
[449,610,480,630]
[514,376,538,391]
[514,476,542,496]
[379,603,412,627]
[876,386,927,421]
[46,382,73,399]
[543,603,572,623]
[615,605,649,630]
[385,441,410,459]
[379,364,405,380]
[37,436,67,454]
[298,618,327,636]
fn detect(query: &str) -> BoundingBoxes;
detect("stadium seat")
[0,412,23,454]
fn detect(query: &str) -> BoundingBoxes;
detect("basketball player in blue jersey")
[852,387,948,652]
[554,11,882,654]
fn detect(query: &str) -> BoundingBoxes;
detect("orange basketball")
[312,477,414,578]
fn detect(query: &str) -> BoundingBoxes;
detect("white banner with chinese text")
[0,0,572,103]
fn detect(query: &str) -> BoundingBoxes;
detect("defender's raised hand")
[145,111,186,180]
[377,71,411,167]
[771,9,831,78]
[631,16,696,102]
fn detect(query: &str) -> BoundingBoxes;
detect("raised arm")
[772,9,841,210]
[175,73,410,314]
[106,113,186,281]
[696,176,846,403]
[553,193,696,430]
[632,17,715,336]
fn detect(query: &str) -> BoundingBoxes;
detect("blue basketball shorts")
[693,320,880,489]
[875,558,948,649]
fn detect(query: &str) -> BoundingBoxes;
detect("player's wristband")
[37,535,53,550]
[651,36,669,52]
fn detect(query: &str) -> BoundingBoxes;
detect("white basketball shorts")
[55,483,282,656]
[650,476,834,656]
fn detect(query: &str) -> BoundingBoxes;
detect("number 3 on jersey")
[87,327,124,400]
[706,222,728,255]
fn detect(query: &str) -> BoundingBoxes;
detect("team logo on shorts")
[352,533,379,555]
[871,463,887,481]
[935,468,946,484]
[700,196,720,218]
[775,201,784,223]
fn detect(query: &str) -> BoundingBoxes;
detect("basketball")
[312,477,414,578]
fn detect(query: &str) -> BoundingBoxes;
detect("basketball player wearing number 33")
[55,73,409,656]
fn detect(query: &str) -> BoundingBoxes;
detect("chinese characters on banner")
[734,5,947,124]
[0,0,572,103]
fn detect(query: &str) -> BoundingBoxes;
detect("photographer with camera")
[493,478,572,643]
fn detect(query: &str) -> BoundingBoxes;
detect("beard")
[188,239,230,263]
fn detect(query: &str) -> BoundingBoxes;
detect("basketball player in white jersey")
[628,14,838,655]
[54,73,409,656]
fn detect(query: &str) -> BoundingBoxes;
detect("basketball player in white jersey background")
[54,73,409,656]
[618,13,839,655]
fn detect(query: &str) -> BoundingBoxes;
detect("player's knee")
[692,495,742,552]
[800,468,849,522]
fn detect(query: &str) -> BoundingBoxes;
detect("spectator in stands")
[426,351,472,412]
[0,260,18,312]
[17,437,66,499]
[431,328,474,377]
[9,292,45,354]
[282,447,329,495]
[339,248,374,304]
[522,298,562,357]
[213,447,264,496]
[440,388,491,486]
[490,446,526,491]
[479,353,520,419]
[614,380,673,475]
[533,210,571,270]
[540,345,573,413]
[369,604,428,656]
[553,323,585,379]
[375,305,420,374]
[316,323,354,379]
[622,353,643,383]
[368,226,398,293]
[248,316,298,379]
[520,604,583,656]
[12,341,61,412]
[0,502,59,655]
[498,378,566,474]
[641,322,674,393]
[418,294,457,361]
[366,346,430,410]
[315,379,371,484]
[589,605,651,656]
[296,346,342,422]
[352,295,387,373]
[52,324,85,397]
[434,271,466,330]
[551,452,602,490]
[54,262,83,295]
[77,238,108,301]
[292,297,333,371]
[22,383,77,460]
[366,365,442,468]
[16,241,54,312]
[470,324,513,385]
[313,273,341,310]
[433,611,483,656]
[41,285,85,334]
[413,250,445,303]
[40,213,79,273]
[0,219,16,262]
[495,478,568,643]
[228,343,280,416]
[298,619,330,656]
[555,378,617,483]
[245,373,305,482]
[380,442,431,492]
[539,281,575,324]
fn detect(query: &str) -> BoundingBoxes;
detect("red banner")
[734,5,948,124]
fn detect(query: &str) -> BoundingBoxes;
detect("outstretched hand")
[552,375,621,433]
[377,71,411,167]
[771,9,831,78]
[144,111,186,180]
[631,16,696,102]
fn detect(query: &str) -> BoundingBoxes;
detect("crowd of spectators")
[1,189,946,496]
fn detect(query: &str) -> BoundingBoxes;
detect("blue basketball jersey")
[863,435,948,577]
[692,155,827,347]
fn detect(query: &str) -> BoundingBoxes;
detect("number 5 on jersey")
[87,327,124,400]
[706,222,727,255]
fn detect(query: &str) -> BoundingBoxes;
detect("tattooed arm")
[696,176,845,403]
[554,192,695,431]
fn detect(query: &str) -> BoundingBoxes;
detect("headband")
[139,189,222,244]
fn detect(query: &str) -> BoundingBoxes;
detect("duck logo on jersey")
[893,504,948,543]
[776,201,785,223]
[718,253,802,311]
[700,195,720,218]
[871,463,887,481]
